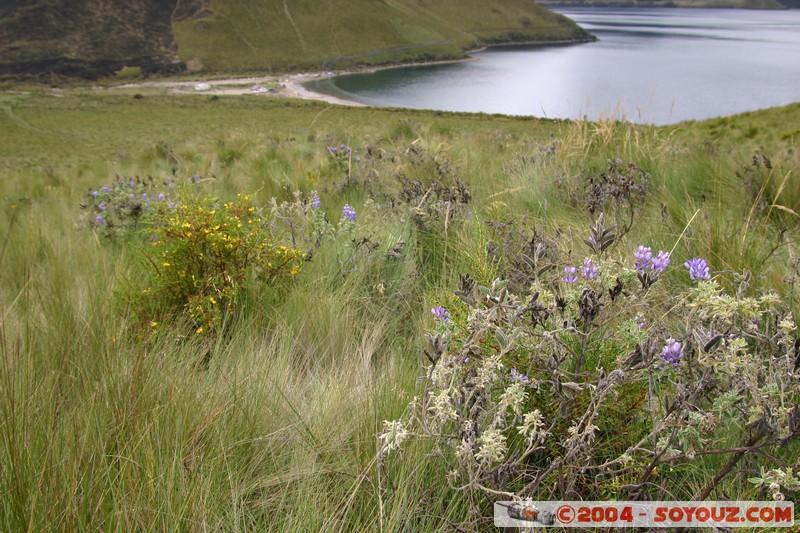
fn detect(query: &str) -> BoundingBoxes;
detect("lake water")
[305,8,800,125]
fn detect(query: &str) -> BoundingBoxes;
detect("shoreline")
[88,38,596,109]
[275,38,596,107]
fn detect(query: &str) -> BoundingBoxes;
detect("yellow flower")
[162,262,171,267]
[209,296,217,304]
[150,321,158,328]
[196,326,204,334]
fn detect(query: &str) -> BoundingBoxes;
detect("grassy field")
[1,90,799,530]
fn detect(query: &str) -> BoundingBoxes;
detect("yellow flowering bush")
[140,193,303,333]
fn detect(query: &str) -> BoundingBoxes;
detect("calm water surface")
[306,8,800,124]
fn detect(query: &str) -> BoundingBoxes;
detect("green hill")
[0,0,592,80]
[172,0,593,72]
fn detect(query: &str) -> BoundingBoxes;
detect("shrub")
[380,216,800,515]
[80,175,180,238]
[138,193,303,334]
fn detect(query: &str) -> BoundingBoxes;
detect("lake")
[305,8,800,125]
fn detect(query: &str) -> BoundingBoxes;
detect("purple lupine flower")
[90,190,98,197]
[168,201,177,209]
[98,202,107,211]
[661,337,684,367]
[562,266,578,283]
[684,258,710,281]
[329,146,337,154]
[342,204,357,222]
[101,186,110,193]
[311,194,321,208]
[142,193,149,202]
[193,174,201,183]
[510,368,530,384]
[635,314,647,330]
[95,214,104,226]
[431,306,451,322]
[355,157,361,164]
[634,246,653,272]
[157,193,166,202]
[581,258,599,280]
[652,250,670,272]
[129,179,135,188]
[340,144,347,152]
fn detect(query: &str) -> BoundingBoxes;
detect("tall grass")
[1,93,799,530]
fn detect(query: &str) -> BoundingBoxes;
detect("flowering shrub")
[326,143,364,190]
[80,174,181,238]
[379,217,800,511]
[266,189,330,254]
[138,193,303,334]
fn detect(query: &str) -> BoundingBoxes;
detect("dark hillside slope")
[0,0,189,79]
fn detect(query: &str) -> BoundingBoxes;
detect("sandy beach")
[99,55,484,107]
[106,71,366,107]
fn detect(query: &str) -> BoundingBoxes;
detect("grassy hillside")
[1,89,799,530]
[172,0,592,73]
[0,0,591,80]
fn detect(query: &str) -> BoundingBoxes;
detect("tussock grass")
[1,92,799,529]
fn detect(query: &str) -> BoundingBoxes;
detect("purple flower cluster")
[342,204,357,221]
[634,246,670,273]
[431,306,451,322]
[563,259,599,283]
[634,246,652,271]
[581,258,599,280]
[510,368,530,384]
[311,194,321,209]
[684,258,710,281]
[328,143,362,164]
[87,176,182,229]
[661,337,684,367]
[329,143,354,157]
[562,266,578,283]
[652,250,670,271]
